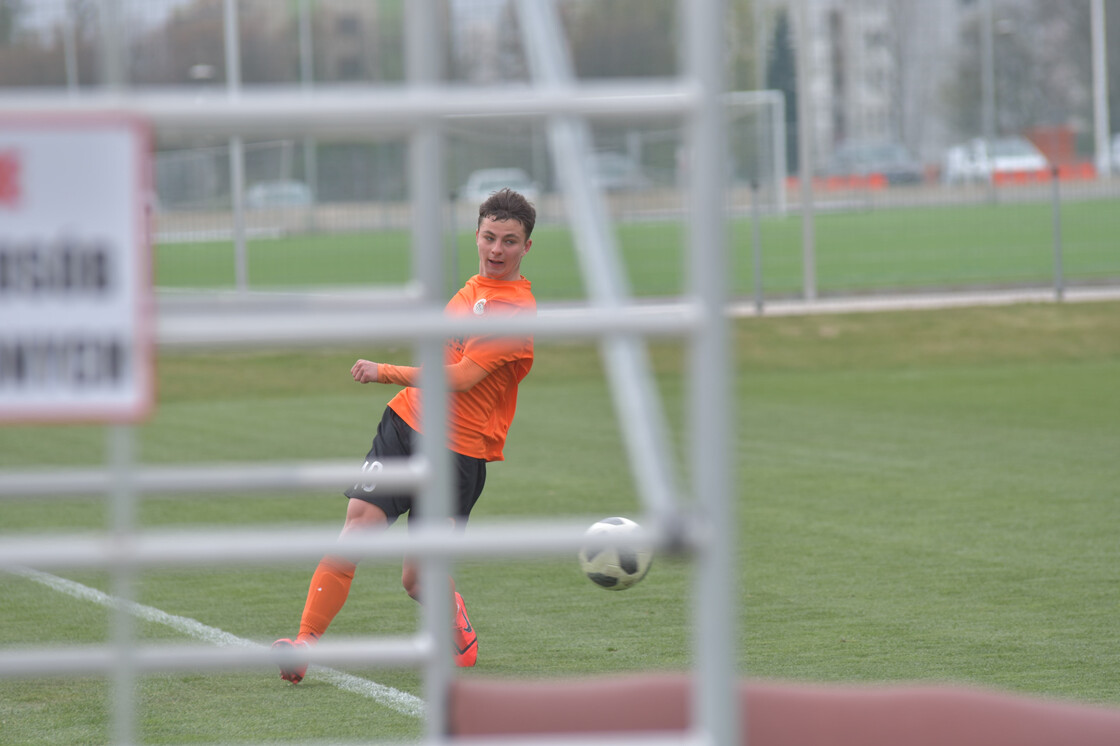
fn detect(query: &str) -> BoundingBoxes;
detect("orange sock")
[297,555,357,643]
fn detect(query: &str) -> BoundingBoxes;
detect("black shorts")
[343,407,486,527]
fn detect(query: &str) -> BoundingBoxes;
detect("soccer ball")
[578,517,653,590]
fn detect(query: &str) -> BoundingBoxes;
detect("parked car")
[245,179,313,209]
[458,168,539,204]
[825,140,925,185]
[942,137,1049,185]
[587,152,651,192]
[942,142,985,184]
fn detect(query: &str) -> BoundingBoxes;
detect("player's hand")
[351,359,379,383]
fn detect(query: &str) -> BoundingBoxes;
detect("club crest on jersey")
[473,298,488,315]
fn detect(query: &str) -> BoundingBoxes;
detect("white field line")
[6,566,425,719]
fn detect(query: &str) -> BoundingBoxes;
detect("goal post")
[726,90,789,216]
[0,0,737,744]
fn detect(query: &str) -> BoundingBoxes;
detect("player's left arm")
[351,357,489,392]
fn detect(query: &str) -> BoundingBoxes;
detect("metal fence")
[1,0,736,744]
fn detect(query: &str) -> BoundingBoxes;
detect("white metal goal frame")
[0,0,736,743]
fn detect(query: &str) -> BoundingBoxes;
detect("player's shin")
[298,555,357,642]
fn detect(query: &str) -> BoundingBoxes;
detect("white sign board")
[0,113,154,423]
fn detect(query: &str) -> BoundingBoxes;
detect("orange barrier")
[451,675,1120,745]
[992,169,1051,186]
[786,162,1099,192]
[787,173,891,192]
[984,162,1097,186]
[1057,162,1097,181]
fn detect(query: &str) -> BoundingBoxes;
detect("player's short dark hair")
[478,188,536,239]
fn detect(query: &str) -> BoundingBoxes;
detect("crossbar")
[0,518,691,571]
[156,302,704,348]
[0,83,698,137]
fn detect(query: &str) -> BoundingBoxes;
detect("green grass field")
[154,198,1120,299]
[2,300,1119,743]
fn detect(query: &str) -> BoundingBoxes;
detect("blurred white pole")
[1090,0,1111,179]
[682,0,739,740]
[298,0,313,87]
[517,0,684,526]
[754,0,768,204]
[1050,167,1064,302]
[224,0,248,291]
[980,0,995,142]
[404,0,452,737]
[773,91,788,215]
[298,0,319,230]
[97,0,124,88]
[980,0,998,203]
[63,0,79,95]
[754,0,767,91]
[795,0,817,301]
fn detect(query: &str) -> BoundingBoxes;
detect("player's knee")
[341,499,389,535]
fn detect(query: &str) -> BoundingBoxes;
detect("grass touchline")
[10,566,425,719]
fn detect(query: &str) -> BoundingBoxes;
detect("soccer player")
[273,188,536,681]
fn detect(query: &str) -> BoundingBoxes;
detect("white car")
[942,142,987,184]
[459,168,539,204]
[943,137,1049,185]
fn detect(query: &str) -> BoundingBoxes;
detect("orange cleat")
[452,592,477,667]
[272,637,311,684]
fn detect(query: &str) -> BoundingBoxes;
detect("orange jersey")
[388,274,535,461]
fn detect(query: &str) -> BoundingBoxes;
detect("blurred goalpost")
[727,89,788,216]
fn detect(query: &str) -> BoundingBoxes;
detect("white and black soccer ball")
[578,516,653,591]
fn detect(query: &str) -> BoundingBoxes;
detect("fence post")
[224,0,247,291]
[795,0,818,302]
[1050,166,1064,303]
[751,180,765,315]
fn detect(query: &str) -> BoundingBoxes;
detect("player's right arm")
[351,358,489,392]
